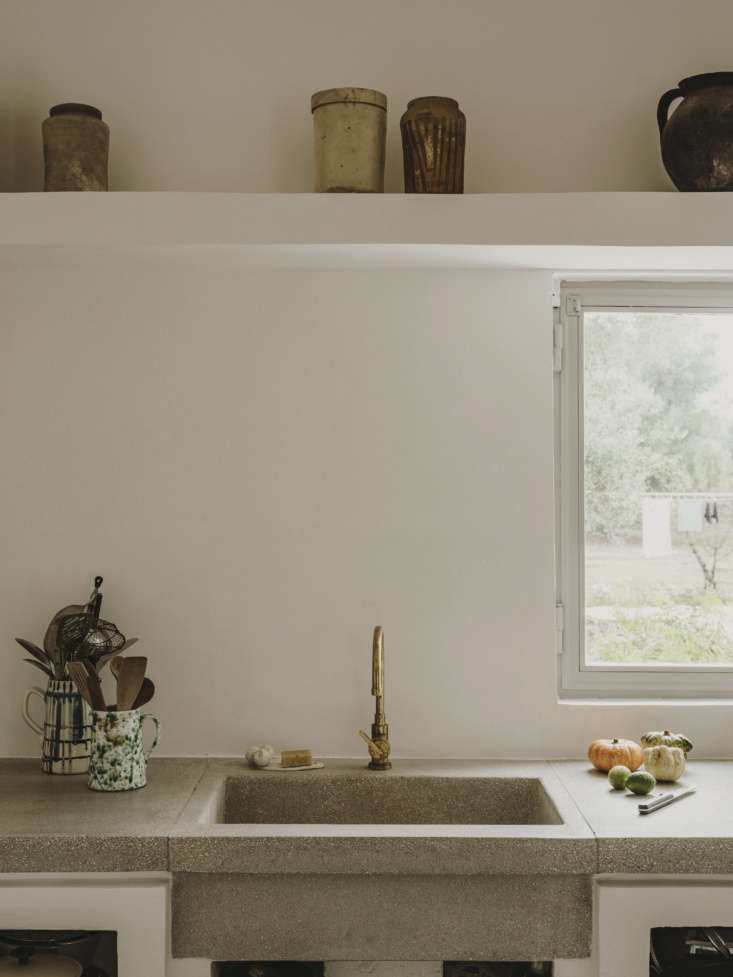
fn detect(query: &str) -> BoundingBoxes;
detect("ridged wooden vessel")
[400,96,465,194]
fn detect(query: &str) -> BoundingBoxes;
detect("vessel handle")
[22,687,45,739]
[140,713,161,760]
[657,88,682,134]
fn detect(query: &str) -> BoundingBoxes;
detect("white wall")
[4,256,733,758]
[3,0,733,194]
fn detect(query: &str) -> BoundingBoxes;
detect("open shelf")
[3,191,733,271]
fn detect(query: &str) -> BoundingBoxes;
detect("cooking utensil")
[84,666,107,711]
[15,638,52,668]
[115,656,147,711]
[67,661,95,710]
[58,614,125,670]
[109,656,155,709]
[67,662,106,711]
[132,677,155,709]
[87,575,103,619]
[638,785,696,814]
[44,604,85,678]
[22,658,55,680]
[16,638,56,679]
[111,656,152,709]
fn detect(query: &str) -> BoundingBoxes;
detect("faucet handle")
[359,729,390,763]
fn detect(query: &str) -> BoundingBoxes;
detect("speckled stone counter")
[0,758,206,872]
[2,757,732,960]
[553,759,733,874]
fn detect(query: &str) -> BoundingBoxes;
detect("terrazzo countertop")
[0,758,206,872]
[553,759,733,874]
[0,757,729,875]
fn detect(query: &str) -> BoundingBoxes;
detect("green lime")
[626,771,656,795]
[608,765,631,790]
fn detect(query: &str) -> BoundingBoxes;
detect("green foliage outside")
[588,593,733,664]
[584,312,733,664]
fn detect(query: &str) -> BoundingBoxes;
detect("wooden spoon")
[115,656,148,711]
[132,677,155,709]
[111,657,154,709]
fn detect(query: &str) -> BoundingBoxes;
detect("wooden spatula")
[116,656,148,711]
[68,661,106,711]
[85,667,108,711]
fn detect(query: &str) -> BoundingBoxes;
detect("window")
[556,283,733,698]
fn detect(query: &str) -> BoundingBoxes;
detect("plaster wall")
[3,258,732,759]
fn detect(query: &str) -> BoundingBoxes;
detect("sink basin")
[170,759,597,960]
[219,773,562,825]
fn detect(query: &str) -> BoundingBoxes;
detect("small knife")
[638,785,696,815]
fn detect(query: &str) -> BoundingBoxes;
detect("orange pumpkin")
[588,737,643,772]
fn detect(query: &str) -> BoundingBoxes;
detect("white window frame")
[556,281,733,699]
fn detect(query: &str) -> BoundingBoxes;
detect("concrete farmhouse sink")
[170,760,595,961]
[219,772,562,825]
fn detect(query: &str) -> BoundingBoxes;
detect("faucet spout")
[359,625,392,770]
[372,625,384,696]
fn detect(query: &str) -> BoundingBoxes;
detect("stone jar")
[22,679,92,775]
[42,103,109,191]
[311,87,387,192]
[400,96,466,193]
[658,73,733,191]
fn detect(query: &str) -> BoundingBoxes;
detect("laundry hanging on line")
[642,498,672,557]
[678,499,703,533]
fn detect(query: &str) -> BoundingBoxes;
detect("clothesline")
[644,492,733,500]
[585,491,733,499]
[641,495,725,556]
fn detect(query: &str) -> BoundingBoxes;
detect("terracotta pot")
[42,103,109,191]
[311,87,387,192]
[400,96,465,193]
[658,73,733,190]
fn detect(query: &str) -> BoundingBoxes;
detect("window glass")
[584,311,733,666]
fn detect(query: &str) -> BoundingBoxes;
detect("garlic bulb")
[246,745,274,769]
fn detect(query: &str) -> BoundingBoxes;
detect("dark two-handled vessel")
[658,73,733,191]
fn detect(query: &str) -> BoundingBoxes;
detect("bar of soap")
[281,749,313,768]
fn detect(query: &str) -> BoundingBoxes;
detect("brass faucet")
[358,625,392,770]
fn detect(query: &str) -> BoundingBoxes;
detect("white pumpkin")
[643,744,686,782]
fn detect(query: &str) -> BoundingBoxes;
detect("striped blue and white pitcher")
[22,679,92,774]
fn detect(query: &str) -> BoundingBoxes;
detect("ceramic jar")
[658,73,733,190]
[88,709,160,791]
[311,87,387,192]
[400,96,466,193]
[42,103,109,191]
[22,679,92,775]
